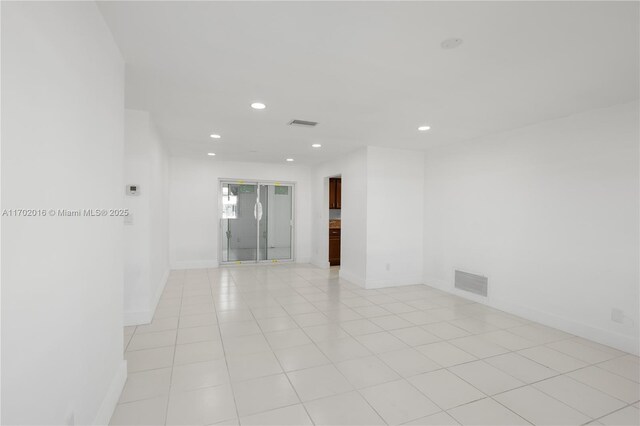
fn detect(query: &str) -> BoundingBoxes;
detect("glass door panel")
[221,182,258,262]
[258,184,293,261]
[258,184,268,261]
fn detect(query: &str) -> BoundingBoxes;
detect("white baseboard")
[123,310,151,326]
[490,297,639,355]
[424,276,457,293]
[149,268,170,316]
[423,275,639,355]
[365,273,423,289]
[171,260,219,270]
[93,360,127,425]
[338,269,366,288]
[123,268,170,326]
[340,270,422,290]
[310,257,330,269]
[171,259,315,269]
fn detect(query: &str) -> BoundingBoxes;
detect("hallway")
[3,2,639,424]
[116,265,639,425]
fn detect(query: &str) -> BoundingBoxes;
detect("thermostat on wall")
[126,184,139,196]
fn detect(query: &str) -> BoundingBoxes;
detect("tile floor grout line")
[342,294,513,424]
[232,267,632,424]
[257,310,317,424]
[487,395,536,425]
[117,265,638,425]
[588,401,640,425]
[162,270,184,426]
[532,364,634,405]
[271,268,389,424]
[209,270,243,425]
[264,270,355,424]
[297,270,455,424]
[525,377,630,422]
[237,270,316,425]
[441,341,633,422]
[441,348,633,422]
[300,270,633,423]
[288,280,391,425]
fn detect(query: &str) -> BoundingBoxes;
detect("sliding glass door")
[220,180,294,264]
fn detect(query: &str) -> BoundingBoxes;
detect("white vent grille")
[454,270,488,297]
[289,119,318,127]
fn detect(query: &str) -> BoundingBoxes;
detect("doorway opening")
[328,175,341,267]
[220,180,294,264]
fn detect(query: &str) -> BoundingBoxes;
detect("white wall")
[124,110,170,325]
[366,147,424,288]
[1,2,126,424]
[169,157,312,268]
[311,147,424,289]
[311,148,369,285]
[423,101,640,354]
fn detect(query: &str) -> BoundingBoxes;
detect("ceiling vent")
[289,119,318,127]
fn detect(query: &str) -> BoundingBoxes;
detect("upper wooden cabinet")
[329,177,341,209]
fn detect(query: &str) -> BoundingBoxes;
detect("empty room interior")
[2,1,640,425]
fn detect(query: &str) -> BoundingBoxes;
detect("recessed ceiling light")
[311,144,322,148]
[441,38,463,49]
[251,102,266,110]
[286,158,294,162]
[210,134,221,139]
[207,152,216,156]
[418,125,431,131]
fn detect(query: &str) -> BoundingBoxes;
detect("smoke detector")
[441,38,463,49]
[289,119,318,127]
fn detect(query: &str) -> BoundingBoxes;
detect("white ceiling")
[98,1,639,165]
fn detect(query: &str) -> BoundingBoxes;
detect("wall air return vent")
[289,119,318,127]
[454,270,488,297]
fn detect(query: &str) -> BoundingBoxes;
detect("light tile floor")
[221,247,292,263]
[114,265,640,426]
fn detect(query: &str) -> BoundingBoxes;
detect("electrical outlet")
[611,308,624,323]
[385,263,390,271]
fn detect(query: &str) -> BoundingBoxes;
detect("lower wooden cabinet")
[329,228,341,266]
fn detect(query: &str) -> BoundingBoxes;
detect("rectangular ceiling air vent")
[289,119,318,127]
[454,270,488,297]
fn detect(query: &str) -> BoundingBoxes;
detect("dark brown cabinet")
[329,228,341,266]
[329,177,341,265]
[329,178,341,209]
